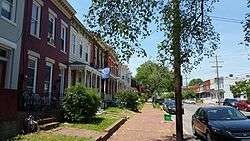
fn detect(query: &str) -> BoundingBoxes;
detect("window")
[59,67,65,98]
[102,53,105,67]
[48,12,56,45]
[72,34,76,54]
[79,44,83,59]
[0,48,8,88]
[84,46,88,62]
[30,1,41,37]
[44,62,53,96]
[1,0,16,22]
[61,25,66,52]
[26,56,38,93]
[95,47,98,65]
[99,50,102,67]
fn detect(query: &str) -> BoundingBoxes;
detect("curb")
[96,117,128,141]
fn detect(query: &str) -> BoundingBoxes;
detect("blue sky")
[68,0,250,82]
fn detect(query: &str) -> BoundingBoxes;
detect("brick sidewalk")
[108,103,176,141]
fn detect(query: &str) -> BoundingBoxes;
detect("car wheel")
[206,132,214,141]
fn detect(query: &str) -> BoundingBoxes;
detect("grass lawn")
[61,107,134,132]
[11,132,93,141]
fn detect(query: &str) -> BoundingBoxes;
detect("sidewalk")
[108,103,176,141]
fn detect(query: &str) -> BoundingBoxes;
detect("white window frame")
[79,43,83,59]
[59,66,65,98]
[1,0,16,24]
[95,46,98,65]
[60,24,67,52]
[45,62,53,100]
[72,34,76,54]
[84,45,89,63]
[27,55,38,93]
[48,9,56,45]
[30,0,41,38]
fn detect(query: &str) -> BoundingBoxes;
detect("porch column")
[68,67,72,87]
[90,72,93,88]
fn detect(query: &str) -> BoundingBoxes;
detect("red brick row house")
[19,0,76,105]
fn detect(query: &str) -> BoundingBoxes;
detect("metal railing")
[18,91,61,113]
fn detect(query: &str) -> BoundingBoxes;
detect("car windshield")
[227,99,237,103]
[207,108,247,120]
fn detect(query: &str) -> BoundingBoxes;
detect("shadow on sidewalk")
[152,134,198,141]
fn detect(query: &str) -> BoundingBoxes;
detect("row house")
[68,17,105,96]
[104,49,119,101]
[0,0,25,137]
[117,64,132,91]
[19,0,76,103]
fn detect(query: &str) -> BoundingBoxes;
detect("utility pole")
[211,55,223,105]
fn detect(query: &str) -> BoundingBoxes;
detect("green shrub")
[62,85,101,122]
[115,91,140,111]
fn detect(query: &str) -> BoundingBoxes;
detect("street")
[183,104,199,135]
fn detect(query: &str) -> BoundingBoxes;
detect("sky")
[68,0,250,83]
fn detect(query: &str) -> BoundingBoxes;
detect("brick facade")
[19,0,75,98]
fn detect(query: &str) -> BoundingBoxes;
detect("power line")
[210,16,242,22]
[210,15,243,24]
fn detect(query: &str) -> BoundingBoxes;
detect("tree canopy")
[85,0,219,69]
[230,80,250,99]
[135,61,174,95]
[189,78,203,86]
[244,0,250,46]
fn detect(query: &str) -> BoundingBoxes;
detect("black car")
[164,100,176,114]
[192,106,250,141]
[223,98,238,107]
[163,100,183,114]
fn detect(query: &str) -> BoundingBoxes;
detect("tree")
[182,89,196,99]
[244,0,250,46]
[189,78,203,86]
[230,80,250,99]
[135,61,174,96]
[85,0,219,140]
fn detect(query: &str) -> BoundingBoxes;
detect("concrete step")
[37,117,56,125]
[39,122,60,131]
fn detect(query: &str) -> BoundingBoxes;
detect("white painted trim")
[0,37,17,49]
[48,8,57,18]
[59,63,67,68]
[31,0,41,38]
[28,50,40,58]
[28,55,38,93]
[61,19,68,28]
[45,57,55,64]
[34,0,44,6]
[45,62,53,102]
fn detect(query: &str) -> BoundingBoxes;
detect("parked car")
[236,100,250,111]
[185,99,196,104]
[163,100,184,115]
[192,106,250,141]
[223,98,238,108]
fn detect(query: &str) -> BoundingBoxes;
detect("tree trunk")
[172,0,183,140]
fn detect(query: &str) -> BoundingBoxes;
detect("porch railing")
[18,91,61,113]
